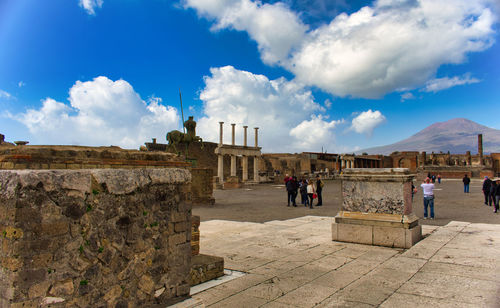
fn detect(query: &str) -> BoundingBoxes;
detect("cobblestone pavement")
[192,217,500,307]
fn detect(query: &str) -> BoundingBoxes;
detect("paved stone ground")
[192,217,500,307]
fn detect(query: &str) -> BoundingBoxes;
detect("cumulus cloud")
[290,115,343,151]
[11,76,179,148]
[196,65,342,152]
[79,0,103,15]
[185,0,498,98]
[350,109,386,137]
[18,81,25,88]
[421,74,481,93]
[400,92,415,102]
[0,89,12,99]
[183,0,308,65]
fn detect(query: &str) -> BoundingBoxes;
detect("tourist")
[489,179,497,207]
[462,174,470,193]
[420,177,435,219]
[292,176,299,206]
[316,175,323,206]
[284,174,291,205]
[300,179,309,207]
[482,176,492,205]
[286,176,297,207]
[437,174,441,184]
[431,175,436,183]
[494,178,500,213]
[307,180,315,208]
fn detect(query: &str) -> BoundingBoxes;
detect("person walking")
[462,174,470,193]
[315,175,323,206]
[420,177,435,219]
[490,180,497,207]
[494,178,500,213]
[300,179,309,207]
[286,176,297,207]
[482,176,492,205]
[307,180,315,208]
[437,174,441,184]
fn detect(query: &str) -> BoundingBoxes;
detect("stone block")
[373,226,406,248]
[405,225,422,248]
[337,223,373,245]
[331,223,338,241]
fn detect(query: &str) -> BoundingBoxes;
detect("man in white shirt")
[420,177,435,219]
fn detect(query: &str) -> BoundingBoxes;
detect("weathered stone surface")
[0,169,192,307]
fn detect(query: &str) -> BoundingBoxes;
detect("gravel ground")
[193,178,500,226]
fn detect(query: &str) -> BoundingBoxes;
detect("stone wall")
[0,169,192,307]
[191,168,215,205]
[0,146,190,170]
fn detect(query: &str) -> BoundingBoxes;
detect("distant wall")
[0,169,192,307]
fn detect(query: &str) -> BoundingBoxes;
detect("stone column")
[219,122,224,146]
[341,159,345,168]
[254,127,259,147]
[218,154,224,182]
[478,134,483,164]
[242,156,248,181]
[243,126,248,147]
[253,156,259,182]
[231,123,236,146]
[230,155,236,177]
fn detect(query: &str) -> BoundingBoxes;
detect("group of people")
[482,176,500,213]
[284,174,323,208]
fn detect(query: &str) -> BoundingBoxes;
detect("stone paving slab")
[192,216,500,307]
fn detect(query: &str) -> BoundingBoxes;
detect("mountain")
[360,118,500,155]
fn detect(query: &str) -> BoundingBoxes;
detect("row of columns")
[219,122,258,147]
[217,122,260,183]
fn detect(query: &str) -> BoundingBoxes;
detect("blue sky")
[1,0,499,153]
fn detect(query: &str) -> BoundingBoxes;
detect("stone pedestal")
[223,176,242,189]
[332,168,422,248]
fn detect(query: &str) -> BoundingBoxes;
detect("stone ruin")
[0,169,192,307]
[332,168,422,248]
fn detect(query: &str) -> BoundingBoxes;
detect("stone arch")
[398,158,412,168]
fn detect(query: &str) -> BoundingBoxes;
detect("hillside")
[360,118,500,155]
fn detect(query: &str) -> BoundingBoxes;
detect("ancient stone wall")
[191,168,214,204]
[0,146,190,170]
[0,169,192,307]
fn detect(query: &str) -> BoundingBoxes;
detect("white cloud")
[421,74,481,93]
[79,0,103,15]
[0,89,12,99]
[183,0,308,65]
[18,81,25,88]
[400,92,415,102]
[350,109,386,137]
[11,76,179,148]
[196,65,343,152]
[324,99,332,108]
[290,115,343,151]
[185,0,498,98]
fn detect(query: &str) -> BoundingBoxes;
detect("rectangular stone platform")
[332,211,422,248]
[333,168,422,248]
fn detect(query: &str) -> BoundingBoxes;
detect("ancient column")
[230,155,236,177]
[243,126,248,147]
[218,155,224,182]
[253,156,259,182]
[231,123,236,146]
[219,122,224,146]
[478,134,483,164]
[466,151,471,166]
[242,156,248,181]
[254,127,259,147]
[341,159,345,168]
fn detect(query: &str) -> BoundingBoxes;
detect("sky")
[0,0,499,153]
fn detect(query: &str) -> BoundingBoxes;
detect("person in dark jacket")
[316,175,323,206]
[286,176,297,207]
[490,180,497,207]
[483,176,492,205]
[494,178,500,213]
[299,179,309,207]
[463,174,471,193]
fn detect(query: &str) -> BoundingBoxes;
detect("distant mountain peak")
[361,118,500,155]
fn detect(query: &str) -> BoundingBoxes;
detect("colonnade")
[216,122,261,183]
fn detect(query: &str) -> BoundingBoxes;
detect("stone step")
[189,254,225,286]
